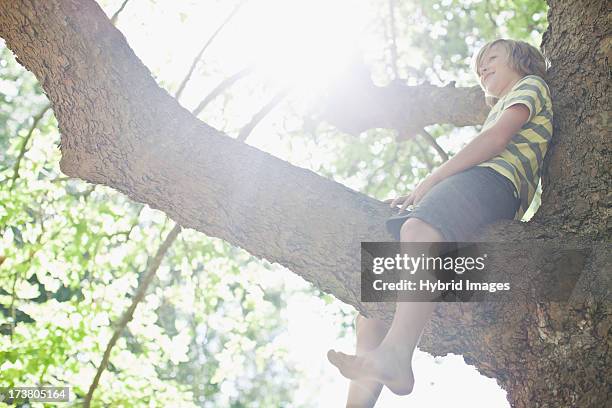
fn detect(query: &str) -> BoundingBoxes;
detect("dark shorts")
[385,166,520,242]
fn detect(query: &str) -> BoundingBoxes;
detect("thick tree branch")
[0,1,609,407]
[319,66,489,136]
[0,0,414,314]
[85,45,258,402]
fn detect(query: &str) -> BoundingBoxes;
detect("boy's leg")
[346,314,388,408]
[328,218,443,396]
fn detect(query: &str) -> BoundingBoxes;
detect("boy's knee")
[355,314,363,330]
[400,218,443,242]
[355,314,369,328]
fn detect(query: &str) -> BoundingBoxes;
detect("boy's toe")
[327,350,348,367]
[328,350,362,379]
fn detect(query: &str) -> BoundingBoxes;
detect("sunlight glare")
[232,0,371,103]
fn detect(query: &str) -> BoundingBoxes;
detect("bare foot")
[327,345,414,396]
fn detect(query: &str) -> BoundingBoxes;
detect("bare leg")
[328,218,443,396]
[345,314,388,408]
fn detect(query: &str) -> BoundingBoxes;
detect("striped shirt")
[477,75,553,221]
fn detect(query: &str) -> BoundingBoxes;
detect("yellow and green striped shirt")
[477,75,553,221]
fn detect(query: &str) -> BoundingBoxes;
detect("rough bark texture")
[535,0,611,240]
[0,0,609,407]
[318,66,490,135]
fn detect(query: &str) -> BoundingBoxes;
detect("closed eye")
[478,55,498,76]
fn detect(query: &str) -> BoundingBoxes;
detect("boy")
[328,39,553,407]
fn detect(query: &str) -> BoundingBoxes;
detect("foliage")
[0,43,303,407]
[0,0,547,406]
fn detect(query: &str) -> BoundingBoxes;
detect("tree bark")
[318,68,489,135]
[0,0,609,407]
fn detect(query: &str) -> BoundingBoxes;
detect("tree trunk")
[0,0,609,406]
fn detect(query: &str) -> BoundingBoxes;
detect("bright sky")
[99,0,509,406]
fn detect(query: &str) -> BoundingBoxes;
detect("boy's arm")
[391,104,531,211]
[429,103,530,184]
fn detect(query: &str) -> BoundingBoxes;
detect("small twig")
[420,128,449,162]
[414,139,434,171]
[391,140,420,194]
[66,184,96,200]
[10,104,51,190]
[8,221,54,341]
[376,146,401,198]
[484,0,499,32]
[430,64,446,84]
[110,0,130,25]
[38,363,49,386]
[50,176,71,183]
[365,141,399,188]
[104,225,136,242]
[237,88,289,142]
[365,159,390,192]
[192,66,255,116]
[8,271,19,342]
[83,223,182,407]
[174,1,247,100]
[388,0,400,80]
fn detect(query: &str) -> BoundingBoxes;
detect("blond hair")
[473,39,548,106]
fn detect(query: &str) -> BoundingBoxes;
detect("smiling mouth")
[483,72,494,82]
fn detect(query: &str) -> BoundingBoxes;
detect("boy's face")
[478,43,522,98]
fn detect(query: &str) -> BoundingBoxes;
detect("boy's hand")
[384,175,441,212]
